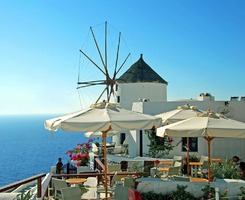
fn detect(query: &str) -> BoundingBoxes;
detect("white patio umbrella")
[156,104,204,125]
[156,104,205,174]
[156,111,245,181]
[84,130,120,137]
[45,102,162,198]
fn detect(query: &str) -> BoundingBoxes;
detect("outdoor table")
[66,178,87,186]
[190,177,209,182]
[159,161,173,166]
[211,158,221,163]
[158,167,169,172]
[189,162,203,177]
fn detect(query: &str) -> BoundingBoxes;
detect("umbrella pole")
[102,131,108,199]
[102,126,112,199]
[187,137,190,176]
[204,136,214,182]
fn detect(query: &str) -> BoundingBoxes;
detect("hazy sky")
[1,0,245,114]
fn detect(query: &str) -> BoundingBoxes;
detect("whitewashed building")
[112,54,245,162]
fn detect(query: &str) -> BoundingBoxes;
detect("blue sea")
[0,115,107,187]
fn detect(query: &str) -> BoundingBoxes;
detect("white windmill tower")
[115,54,168,110]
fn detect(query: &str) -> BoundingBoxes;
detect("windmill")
[77,22,130,104]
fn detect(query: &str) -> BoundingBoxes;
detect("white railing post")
[215,187,219,200]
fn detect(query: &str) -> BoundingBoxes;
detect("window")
[182,137,198,152]
[120,133,126,144]
[117,96,120,103]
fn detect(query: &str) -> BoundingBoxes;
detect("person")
[56,157,63,174]
[181,156,188,175]
[239,162,245,180]
[231,156,240,165]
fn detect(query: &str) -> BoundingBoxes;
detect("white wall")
[115,82,167,110]
[130,100,245,161]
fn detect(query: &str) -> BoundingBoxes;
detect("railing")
[0,173,47,198]
[0,158,138,199]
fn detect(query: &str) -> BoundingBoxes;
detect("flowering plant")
[200,185,228,199]
[66,138,94,167]
[146,128,175,158]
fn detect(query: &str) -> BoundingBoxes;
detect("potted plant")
[66,138,94,166]
[189,153,200,162]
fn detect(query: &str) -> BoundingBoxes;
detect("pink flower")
[155,160,160,165]
[66,138,94,166]
[207,193,212,198]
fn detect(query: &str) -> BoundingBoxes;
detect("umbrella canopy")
[156,104,205,175]
[45,102,161,132]
[156,111,245,181]
[84,130,120,138]
[156,104,204,125]
[156,112,245,138]
[45,102,162,198]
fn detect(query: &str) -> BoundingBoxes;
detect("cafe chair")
[123,177,135,187]
[108,164,121,172]
[52,178,68,199]
[199,160,209,178]
[77,166,90,174]
[97,172,124,199]
[61,186,81,200]
[160,166,181,180]
[173,161,182,167]
[113,185,130,200]
[82,177,98,199]
[50,166,56,174]
[173,156,182,162]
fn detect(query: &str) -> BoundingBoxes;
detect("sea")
[0,115,108,187]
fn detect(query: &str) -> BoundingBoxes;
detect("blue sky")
[1,0,245,114]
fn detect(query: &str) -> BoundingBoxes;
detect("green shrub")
[14,191,33,200]
[238,187,245,200]
[211,158,239,179]
[200,184,227,199]
[141,185,197,200]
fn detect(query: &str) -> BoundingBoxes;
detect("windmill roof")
[117,54,168,84]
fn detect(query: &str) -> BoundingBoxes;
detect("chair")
[173,156,182,162]
[97,172,126,199]
[50,166,56,174]
[160,166,181,179]
[168,166,181,177]
[199,160,209,178]
[123,177,135,187]
[82,177,98,199]
[113,185,130,200]
[52,178,68,199]
[128,161,144,172]
[173,161,182,167]
[61,186,81,200]
[97,173,118,199]
[108,164,121,172]
[77,166,90,174]
[200,156,208,162]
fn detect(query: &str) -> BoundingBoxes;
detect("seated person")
[239,162,245,180]
[231,156,240,165]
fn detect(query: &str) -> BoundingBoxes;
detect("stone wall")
[136,178,245,199]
